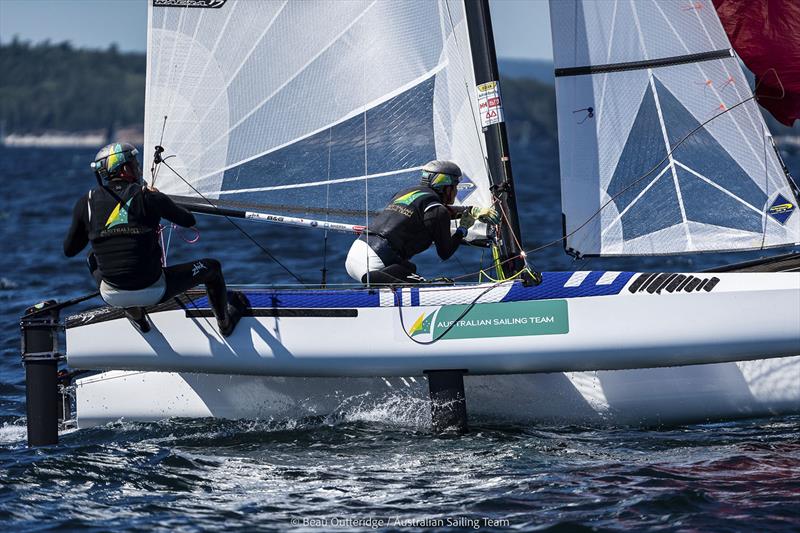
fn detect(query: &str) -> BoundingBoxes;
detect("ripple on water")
[2,147,800,530]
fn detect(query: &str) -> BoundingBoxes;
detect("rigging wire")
[150,115,168,188]
[759,122,770,250]
[446,90,769,282]
[553,69,791,259]
[320,127,334,287]
[442,1,533,281]
[529,93,759,256]
[443,0,491,174]
[362,44,373,288]
[158,158,307,285]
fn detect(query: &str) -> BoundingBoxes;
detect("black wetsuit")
[64,179,228,319]
[361,186,464,283]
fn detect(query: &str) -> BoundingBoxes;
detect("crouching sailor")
[345,160,499,284]
[63,142,248,336]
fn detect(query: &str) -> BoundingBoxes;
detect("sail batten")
[217,166,426,196]
[555,49,732,78]
[550,0,800,257]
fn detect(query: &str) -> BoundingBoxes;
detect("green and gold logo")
[393,190,428,206]
[408,311,436,337]
[105,198,133,229]
[405,300,569,340]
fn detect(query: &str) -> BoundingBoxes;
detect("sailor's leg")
[161,259,247,337]
[345,238,385,282]
[161,258,228,320]
[362,261,423,284]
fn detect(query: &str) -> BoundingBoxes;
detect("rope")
[158,224,168,267]
[159,159,307,285]
[176,224,200,244]
[397,280,507,345]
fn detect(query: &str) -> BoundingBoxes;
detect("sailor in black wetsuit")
[64,142,247,336]
[345,160,499,284]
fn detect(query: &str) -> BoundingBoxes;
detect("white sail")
[549,0,800,256]
[144,0,489,225]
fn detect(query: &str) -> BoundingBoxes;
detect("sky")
[0,0,553,60]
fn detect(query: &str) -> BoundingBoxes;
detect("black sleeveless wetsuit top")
[64,180,195,290]
[366,186,463,264]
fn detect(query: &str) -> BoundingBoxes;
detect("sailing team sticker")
[476,81,505,128]
[405,300,569,341]
[767,194,796,225]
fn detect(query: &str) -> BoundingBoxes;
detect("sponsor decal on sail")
[406,300,569,340]
[153,0,226,8]
[476,80,504,128]
[767,194,796,225]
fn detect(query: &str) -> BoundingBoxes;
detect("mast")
[464,0,525,276]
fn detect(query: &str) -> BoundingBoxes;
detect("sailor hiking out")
[63,142,248,336]
[345,160,499,284]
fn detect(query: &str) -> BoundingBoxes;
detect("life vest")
[87,181,152,239]
[367,186,444,261]
[87,181,162,289]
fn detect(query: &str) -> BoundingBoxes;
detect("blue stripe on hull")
[189,272,634,309]
[501,272,635,302]
[410,288,420,306]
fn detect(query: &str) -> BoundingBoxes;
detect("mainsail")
[549,0,800,256]
[144,0,489,228]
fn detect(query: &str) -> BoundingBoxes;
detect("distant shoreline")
[2,131,797,152]
[2,129,144,148]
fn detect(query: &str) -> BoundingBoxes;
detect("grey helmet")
[420,160,462,190]
[90,142,142,182]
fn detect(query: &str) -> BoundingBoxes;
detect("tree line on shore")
[3,39,786,159]
[0,40,558,151]
[0,39,145,135]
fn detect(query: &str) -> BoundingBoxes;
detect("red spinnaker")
[713,0,800,127]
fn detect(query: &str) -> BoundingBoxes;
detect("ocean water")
[1,146,799,531]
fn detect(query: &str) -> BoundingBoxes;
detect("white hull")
[65,272,800,376]
[65,270,800,428]
[74,355,800,428]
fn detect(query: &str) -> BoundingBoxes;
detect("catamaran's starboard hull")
[65,272,800,376]
[73,355,800,428]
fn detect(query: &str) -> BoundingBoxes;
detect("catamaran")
[20,0,800,445]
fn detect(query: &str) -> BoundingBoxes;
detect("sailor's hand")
[459,209,476,230]
[147,184,160,193]
[474,206,500,225]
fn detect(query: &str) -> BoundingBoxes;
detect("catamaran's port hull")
[73,355,800,428]
[65,272,800,376]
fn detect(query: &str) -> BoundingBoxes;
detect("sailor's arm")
[146,190,196,228]
[426,205,464,260]
[63,195,89,257]
[448,205,469,219]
